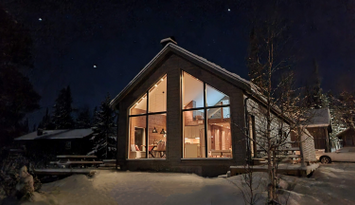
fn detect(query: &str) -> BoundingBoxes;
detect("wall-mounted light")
[152,127,158,133]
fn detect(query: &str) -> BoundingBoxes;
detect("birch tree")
[245,1,307,203]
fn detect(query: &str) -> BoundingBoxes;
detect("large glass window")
[182,71,232,159]
[128,75,167,159]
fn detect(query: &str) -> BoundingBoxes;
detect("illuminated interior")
[128,75,167,159]
[182,71,232,158]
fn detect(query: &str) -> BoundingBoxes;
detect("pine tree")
[52,86,74,129]
[90,94,116,159]
[76,106,92,128]
[39,108,55,129]
[0,6,40,145]
[311,59,323,108]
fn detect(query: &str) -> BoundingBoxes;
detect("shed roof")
[304,108,331,127]
[15,129,93,141]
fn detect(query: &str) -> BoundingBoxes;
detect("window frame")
[127,74,167,160]
[181,70,231,159]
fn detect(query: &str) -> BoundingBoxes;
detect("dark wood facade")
[114,54,246,176]
[306,127,330,152]
[337,127,355,147]
[17,138,92,156]
[111,42,292,176]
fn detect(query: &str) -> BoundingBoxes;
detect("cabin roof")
[15,129,93,141]
[110,42,251,108]
[109,41,294,124]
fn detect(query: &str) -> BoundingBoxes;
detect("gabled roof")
[15,129,93,141]
[304,108,331,128]
[110,42,251,108]
[109,41,294,124]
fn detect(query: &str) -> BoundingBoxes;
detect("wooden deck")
[230,163,319,177]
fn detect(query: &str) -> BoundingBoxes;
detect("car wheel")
[320,156,331,164]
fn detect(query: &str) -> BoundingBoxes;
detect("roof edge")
[110,42,251,109]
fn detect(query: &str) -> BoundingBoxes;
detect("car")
[318,147,355,164]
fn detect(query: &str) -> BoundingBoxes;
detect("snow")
[4,163,355,205]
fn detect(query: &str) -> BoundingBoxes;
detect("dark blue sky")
[2,0,355,126]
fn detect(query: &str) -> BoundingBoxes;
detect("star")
[93,64,97,69]
[227,8,231,12]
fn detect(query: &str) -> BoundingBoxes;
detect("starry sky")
[2,0,355,126]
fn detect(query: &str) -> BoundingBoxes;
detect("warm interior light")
[160,128,166,134]
[152,127,158,133]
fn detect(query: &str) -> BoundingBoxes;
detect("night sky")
[2,0,355,127]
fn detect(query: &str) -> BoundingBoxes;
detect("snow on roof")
[15,130,67,140]
[304,108,331,127]
[15,129,93,140]
[110,42,251,108]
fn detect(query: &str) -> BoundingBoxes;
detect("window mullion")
[146,91,149,158]
[203,83,208,158]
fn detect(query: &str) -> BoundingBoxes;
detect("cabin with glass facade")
[110,38,291,176]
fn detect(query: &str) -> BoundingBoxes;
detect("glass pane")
[148,114,167,158]
[128,116,147,159]
[206,84,229,106]
[183,110,205,158]
[129,94,147,115]
[182,71,204,109]
[149,75,167,113]
[207,107,232,158]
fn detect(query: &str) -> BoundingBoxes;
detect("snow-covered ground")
[3,163,355,205]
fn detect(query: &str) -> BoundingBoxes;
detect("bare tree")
[242,1,311,203]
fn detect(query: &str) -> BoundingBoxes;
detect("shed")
[336,127,355,147]
[302,108,332,152]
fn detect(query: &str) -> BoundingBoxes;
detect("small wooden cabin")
[337,127,355,147]
[15,129,93,156]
